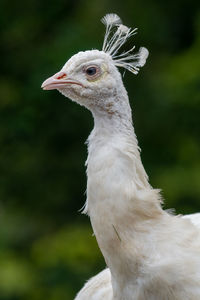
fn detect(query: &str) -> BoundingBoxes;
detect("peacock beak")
[41,71,83,90]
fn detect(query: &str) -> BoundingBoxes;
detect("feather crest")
[101,14,149,74]
[114,47,149,74]
[101,13,121,27]
[101,14,122,52]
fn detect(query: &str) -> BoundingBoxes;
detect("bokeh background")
[1,0,200,299]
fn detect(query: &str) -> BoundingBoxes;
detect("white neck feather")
[85,84,157,213]
[83,83,164,298]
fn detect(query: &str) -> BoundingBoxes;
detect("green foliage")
[0,0,200,298]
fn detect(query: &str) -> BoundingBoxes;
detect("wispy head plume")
[101,13,149,74]
[101,14,122,51]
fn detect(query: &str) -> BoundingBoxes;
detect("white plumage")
[42,14,200,300]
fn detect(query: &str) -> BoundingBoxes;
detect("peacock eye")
[86,67,97,76]
[84,65,101,80]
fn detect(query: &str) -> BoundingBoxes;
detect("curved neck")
[87,90,150,191]
[84,89,163,296]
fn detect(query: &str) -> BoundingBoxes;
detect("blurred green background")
[0,0,200,299]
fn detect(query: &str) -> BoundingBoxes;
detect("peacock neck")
[85,92,164,295]
[88,91,151,192]
[85,91,162,217]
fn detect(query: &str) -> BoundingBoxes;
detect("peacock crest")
[101,13,149,74]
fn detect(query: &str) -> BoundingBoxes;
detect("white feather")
[101,14,122,52]
[114,47,149,74]
[101,14,148,74]
[101,13,122,27]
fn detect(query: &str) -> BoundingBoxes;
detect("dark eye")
[84,65,102,81]
[86,67,97,76]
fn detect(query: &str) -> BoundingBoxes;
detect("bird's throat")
[85,117,163,284]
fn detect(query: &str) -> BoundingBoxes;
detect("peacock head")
[41,14,149,113]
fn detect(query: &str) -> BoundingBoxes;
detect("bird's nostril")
[56,72,67,80]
